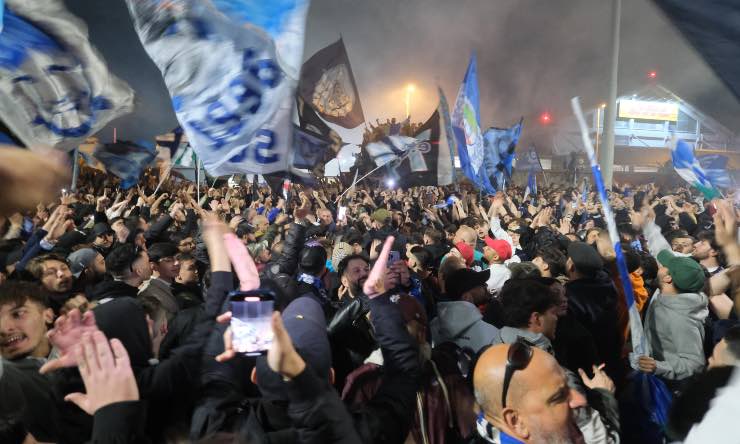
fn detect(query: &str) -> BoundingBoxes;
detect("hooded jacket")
[430,301,500,353]
[494,326,554,354]
[644,290,708,381]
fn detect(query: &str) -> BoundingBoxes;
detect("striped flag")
[671,138,723,199]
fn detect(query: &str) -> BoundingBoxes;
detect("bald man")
[472,344,586,444]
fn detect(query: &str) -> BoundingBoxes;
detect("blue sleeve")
[16,229,49,272]
[267,207,281,224]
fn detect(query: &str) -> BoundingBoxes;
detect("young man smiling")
[0,281,54,361]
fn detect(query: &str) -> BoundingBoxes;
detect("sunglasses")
[501,341,534,408]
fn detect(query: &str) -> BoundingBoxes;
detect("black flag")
[298,38,365,129]
[366,110,442,187]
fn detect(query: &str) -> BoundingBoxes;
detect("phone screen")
[229,290,275,356]
[388,250,400,264]
[337,206,347,221]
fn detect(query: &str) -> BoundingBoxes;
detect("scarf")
[476,412,524,444]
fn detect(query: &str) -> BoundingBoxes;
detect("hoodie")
[430,301,500,353]
[494,326,554,355]
[644,290,708,381]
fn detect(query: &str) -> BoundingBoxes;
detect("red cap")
[484,237,512,261]
[454,242,474,266]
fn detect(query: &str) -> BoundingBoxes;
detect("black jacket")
[89,279,139,301]
[565,272,624,381]
[87,401,151,444]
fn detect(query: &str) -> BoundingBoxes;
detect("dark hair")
[343,230,364,247]
[299,246,328,276]
[26,253,69,280]
[500,279,558,329]
[175,253,196,263]
[623,248,642,273]
[424,228,443,244]
[147,242,178,262]
[409,246,434,271]
[0,281,49,310]
[535,247,566,277]
[337,253,369,278]
[105,244,143,277]
[138,294,167,324]
[724,325,740,362]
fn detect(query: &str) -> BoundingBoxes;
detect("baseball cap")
[657,250,706,293]
[255,297,331,400]
[446,268,491,300]
[90,222,113,238]
[67,248,99,277]
[454,242,474,266]
[484,237,512,261]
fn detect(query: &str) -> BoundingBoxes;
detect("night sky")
[65,0,740,148]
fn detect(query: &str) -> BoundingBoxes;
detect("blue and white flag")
[437,87,457,186]
[517,147,543,172]
[671,138,722,199]
[482,119,524,190]
[125,0,311,176]
[451,55,485,189]
[571,97,648,365]
[0,0,134,150]
[581,178,589,203]
[523,171,537,201]
[698,154,733,190]
[94,141,156,190]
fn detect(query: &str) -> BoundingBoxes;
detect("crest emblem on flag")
[312,64,355,118]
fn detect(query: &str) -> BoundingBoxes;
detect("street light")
[540,112,552,125]
[405,84,416,118]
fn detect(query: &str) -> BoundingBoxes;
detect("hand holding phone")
[229,289,276,356]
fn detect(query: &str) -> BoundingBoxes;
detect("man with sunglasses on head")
[472,343,588,444]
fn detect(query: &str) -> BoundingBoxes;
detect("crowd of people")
[0,153,738,444]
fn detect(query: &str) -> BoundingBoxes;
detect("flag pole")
[334,163,383,204]
[70,147,80,191]
[196,155,201,202]
[153,162,175,195]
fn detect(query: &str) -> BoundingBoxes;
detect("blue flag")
[94,141,156,189]
[482,119,524,190]
[517,147,543,172]
[0,0,134,150]
[671,138,722,199]
[698,154,733,189]
[451,55,487,191]
[524,170,537,201]
[125,0,311,176]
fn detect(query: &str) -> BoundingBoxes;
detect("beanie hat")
[657,250,706,293]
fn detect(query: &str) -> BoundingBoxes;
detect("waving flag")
[671,138,722,199]
[572,97,648,365]
[366,110,443,187]
[125,0,311,176]
[298,38,365,128]
[94,141,156,189]
[0,0,134,150]
[698,154,733,189]
[482,119,524,190]
[523,171,537,201]
[452,55,485,190]
[517,147,543,172]
[437,87,457,186]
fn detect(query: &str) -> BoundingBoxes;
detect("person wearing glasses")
[472,343,588,444]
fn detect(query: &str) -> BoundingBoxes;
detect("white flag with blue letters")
[0,0,134,150]
[125,0,310,176]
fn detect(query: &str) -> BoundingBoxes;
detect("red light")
[648,70,657,79]
[540,112,552,124]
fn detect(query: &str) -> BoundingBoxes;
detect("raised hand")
[40,309,99,374]
[363,236,395,298]
[64,331,139,415]
[266,312,305,379]
[713,199,738,248]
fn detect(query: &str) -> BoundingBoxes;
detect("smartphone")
[229,289,276,356]
[388,250,401,264]
[337,206,347,221]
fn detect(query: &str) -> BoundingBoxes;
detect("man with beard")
[335,254,370,303]
[472,343,587,444]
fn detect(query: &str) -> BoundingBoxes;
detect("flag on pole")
[0,0,134,150]
[125,0,311,176]
[581,178,589,203]
[298,38,365,129]
[571,97,648,364]
[482,119,524,190]
[94,141,156,189]
[517,146,544,172]
[365,110,443,187]
[698,154,733,189]
[451,54,486,192]
[523,171,537,201]
[437,87,457,186]
[671,138,722,199]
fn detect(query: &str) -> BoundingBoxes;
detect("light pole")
[405,84,415,118]
[600,0,621,188]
